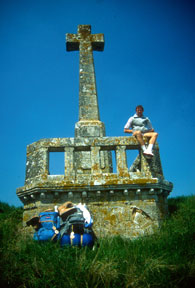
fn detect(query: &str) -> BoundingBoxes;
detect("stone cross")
[66,25,104,121]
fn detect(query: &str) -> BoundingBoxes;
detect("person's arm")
[124,117,133,134]
[124,128,133,133]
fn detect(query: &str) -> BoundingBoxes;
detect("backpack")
[59,207,87,236]
[33,211,60,242]
[59,207,94,247]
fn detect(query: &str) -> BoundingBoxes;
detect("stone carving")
[16,25,173,238]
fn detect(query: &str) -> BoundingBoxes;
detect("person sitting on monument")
[124,105,158,157]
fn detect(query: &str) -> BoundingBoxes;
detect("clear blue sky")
[1,0,194,206]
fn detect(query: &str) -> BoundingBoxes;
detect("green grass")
[0,196,194,288]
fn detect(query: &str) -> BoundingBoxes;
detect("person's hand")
[124,129,132,133]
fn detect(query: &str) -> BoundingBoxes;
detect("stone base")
[21,186,169,239]
[17,135,172,238]
[75,120,106,138]
[89,199,161,238]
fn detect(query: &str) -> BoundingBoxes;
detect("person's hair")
[136,105,144,111]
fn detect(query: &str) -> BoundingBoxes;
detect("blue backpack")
[33,211,60,242]
[59,207,95,248]
[61,232,94,248]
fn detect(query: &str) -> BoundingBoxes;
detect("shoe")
[143,150,154,157]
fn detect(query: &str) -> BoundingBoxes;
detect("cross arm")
[66,33,79,51]
[66,31,105,52]
[91,34,104,51]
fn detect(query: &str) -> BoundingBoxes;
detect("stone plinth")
[17,136,173,238]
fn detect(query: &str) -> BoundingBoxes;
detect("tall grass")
[0,196,194,288]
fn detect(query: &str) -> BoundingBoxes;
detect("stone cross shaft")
[66,25,104,121]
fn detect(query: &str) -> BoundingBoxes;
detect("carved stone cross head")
[66,25,104,52]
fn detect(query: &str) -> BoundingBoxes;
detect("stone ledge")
[26,136,159,152]
[17,181,172,205]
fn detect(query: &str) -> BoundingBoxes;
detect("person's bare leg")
[144,132,158,156]
[133,131,147,152]
[144,132,158,144]
[133,131,144,145]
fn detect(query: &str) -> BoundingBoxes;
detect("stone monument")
[17,25,173,238]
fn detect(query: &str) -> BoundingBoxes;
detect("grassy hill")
[0,196,194,288]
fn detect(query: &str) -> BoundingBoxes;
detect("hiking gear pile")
[27,202,96,248]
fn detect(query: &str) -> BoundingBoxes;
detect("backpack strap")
[80,234,83,246]
[51,226,60,241]
[70,225,75,245]
[59,219,70,237]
